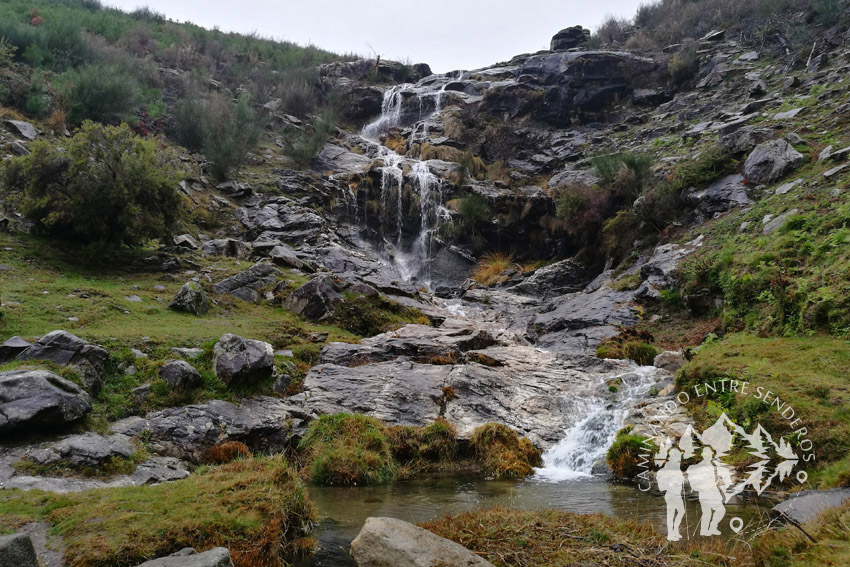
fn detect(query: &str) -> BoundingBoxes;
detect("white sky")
[106,0,645,73]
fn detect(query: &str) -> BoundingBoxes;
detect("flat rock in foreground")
[350,517,495,567]
[772,488,850,525]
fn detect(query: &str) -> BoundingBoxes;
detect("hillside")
[1,1,850,567]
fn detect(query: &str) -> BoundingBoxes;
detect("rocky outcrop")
[744,139,805,184]
[550,26,591,51]
[350,517,495,567]
[506,258,588,299]
[0,369,92,433]
[0,533,39,567]
[136,547,233,567]
[213,334,274,387]
[212,263,280,303]
[201,238,251,259]
[37,432,136,467]
[683,174,752,216]
[169,282,210,316]
[159,361,203,392]
[283,275,344,320]
[772,488,850,524]
[16,331,109,395]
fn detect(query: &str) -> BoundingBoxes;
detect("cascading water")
[536,366,660,481]
[362,83,412,140]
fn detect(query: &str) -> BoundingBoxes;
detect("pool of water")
[297,473,771,566]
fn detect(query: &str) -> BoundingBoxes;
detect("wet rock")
[507,258,588,299]
[313,143,374,175]
[0,369,92,433]
[213,334,274,387]
[16,331,109,395]
[136,547,233,567]
[159,360,203,392]
[550,26,591,51]
[284,275,344,320]
[129,397,297,462]
[212,262,280,302]
[0,533,39,567]
[639,236,704,296]
[350,517,496,567]
[0,336,31,364]
[169,281,210,316]
[340,86,385,120]
[4,119,38,140]
[201,238,251,259]
[50,432,136,466]
[744,139,805,184]
[773,488,850,525]
[684,174,752,215]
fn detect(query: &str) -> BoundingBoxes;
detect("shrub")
[668,47,699,86]
[623,342,662,366]
[299,413,398,485]
[288,109,337,169]
[206,441,251,464]
[606,426,655,480]
[470,423,542,479]
[64,63,139,124]
[443,193,492,248]
[3,121,183,247]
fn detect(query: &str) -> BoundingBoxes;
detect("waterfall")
[536,366,660,481]
[362,83,412,140]
[377,148,405,244]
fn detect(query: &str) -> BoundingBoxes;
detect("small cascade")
[376,148,405,244]
[362,83,412,140]
[536,366,660,481]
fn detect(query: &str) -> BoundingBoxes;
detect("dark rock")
[17,330,109,395]
[0,336,31,364]
[0,533,39,567]
[216,180,252,198]
[131,383,152,404]
[550,26,591,51]
[201,239,251,259]
[507,258,588,299]
[0,369,92,432]
[169,281,210,316]
[159,360,203,392]
[213,334,274,387]
[684,174,752,215]
[269,244,304,268]
[212,263,280,303]
[744,139,805,184]
[340,86,385,120]
[283,275,344,320]
[720,125,773,155]
[136,547,233,567]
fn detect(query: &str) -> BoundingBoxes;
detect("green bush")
[668,47,699,86]
[606,426,655,480]
[64,63,139,124]
[3,121,182,247]
[298,413,398,485]
[288,110,337,169]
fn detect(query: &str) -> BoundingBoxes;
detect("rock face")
[0,533,39,567]
[507,258,588,299]
[213,334,274,387]
[159,360,203,392]
[169,282,210,316]
[201,238,251,259]
[744,139,805,184]
[350,517,496,567]
[0,369,92,433]
[16,330,109,395]
[550,26,591,51]
[136,548,233,567]
[283,275,344,320]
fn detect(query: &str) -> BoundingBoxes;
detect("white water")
[536,366,660,482]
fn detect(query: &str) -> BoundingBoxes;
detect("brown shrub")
[206,441,251,464]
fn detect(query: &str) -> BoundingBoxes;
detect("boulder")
[507,258,587,299]
[269,244,303,269]
[213,334,274,387]
[340,86,385,120]
[4,119,38,140]
[653,351,687,373]
[744,139,805,184]
[550,26,591,51]
[169,281,210,316]
[212,263,280,303]
[50,432,136,466]
[350,517,496,567]
[201,239,252,259]
[762,208,799,235]
[720,126,773,156]
[772,488,850,525]
[313,143,374,175]
[0,533,39,567]
[0,369,92,433]
[136,547,233,567]
[283,275,344,320]
[173,234,199,250]
[159,360,203,392]
[0,336,32,364]
[684,174,752,215]
[16,330,109,395]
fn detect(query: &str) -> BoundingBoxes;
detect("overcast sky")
[106,0,644,72]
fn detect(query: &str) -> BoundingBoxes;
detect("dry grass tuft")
[470,423,542,479]
[472,252,517,286]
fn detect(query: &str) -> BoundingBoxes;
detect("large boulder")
[507,258,587,299]
[159,360,203,392]
[16,330,109,395]
[212,263,280,303]
[744,139,805,184]
[350,517,496,567]
[284,275,344,321]
[169,281,210,316]
[683,174,752,216]
[0,369,92,433]
[136,547,233,567]
[201,239,252,259]
[4,119,38,140]
[0,336,32,364]
[213,334,274,387]
[0,533,39,567]
[49,432,136,466]
[550,26,591,51]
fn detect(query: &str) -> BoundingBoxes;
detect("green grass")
[0,456,316,567]
[676,333,850,487]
